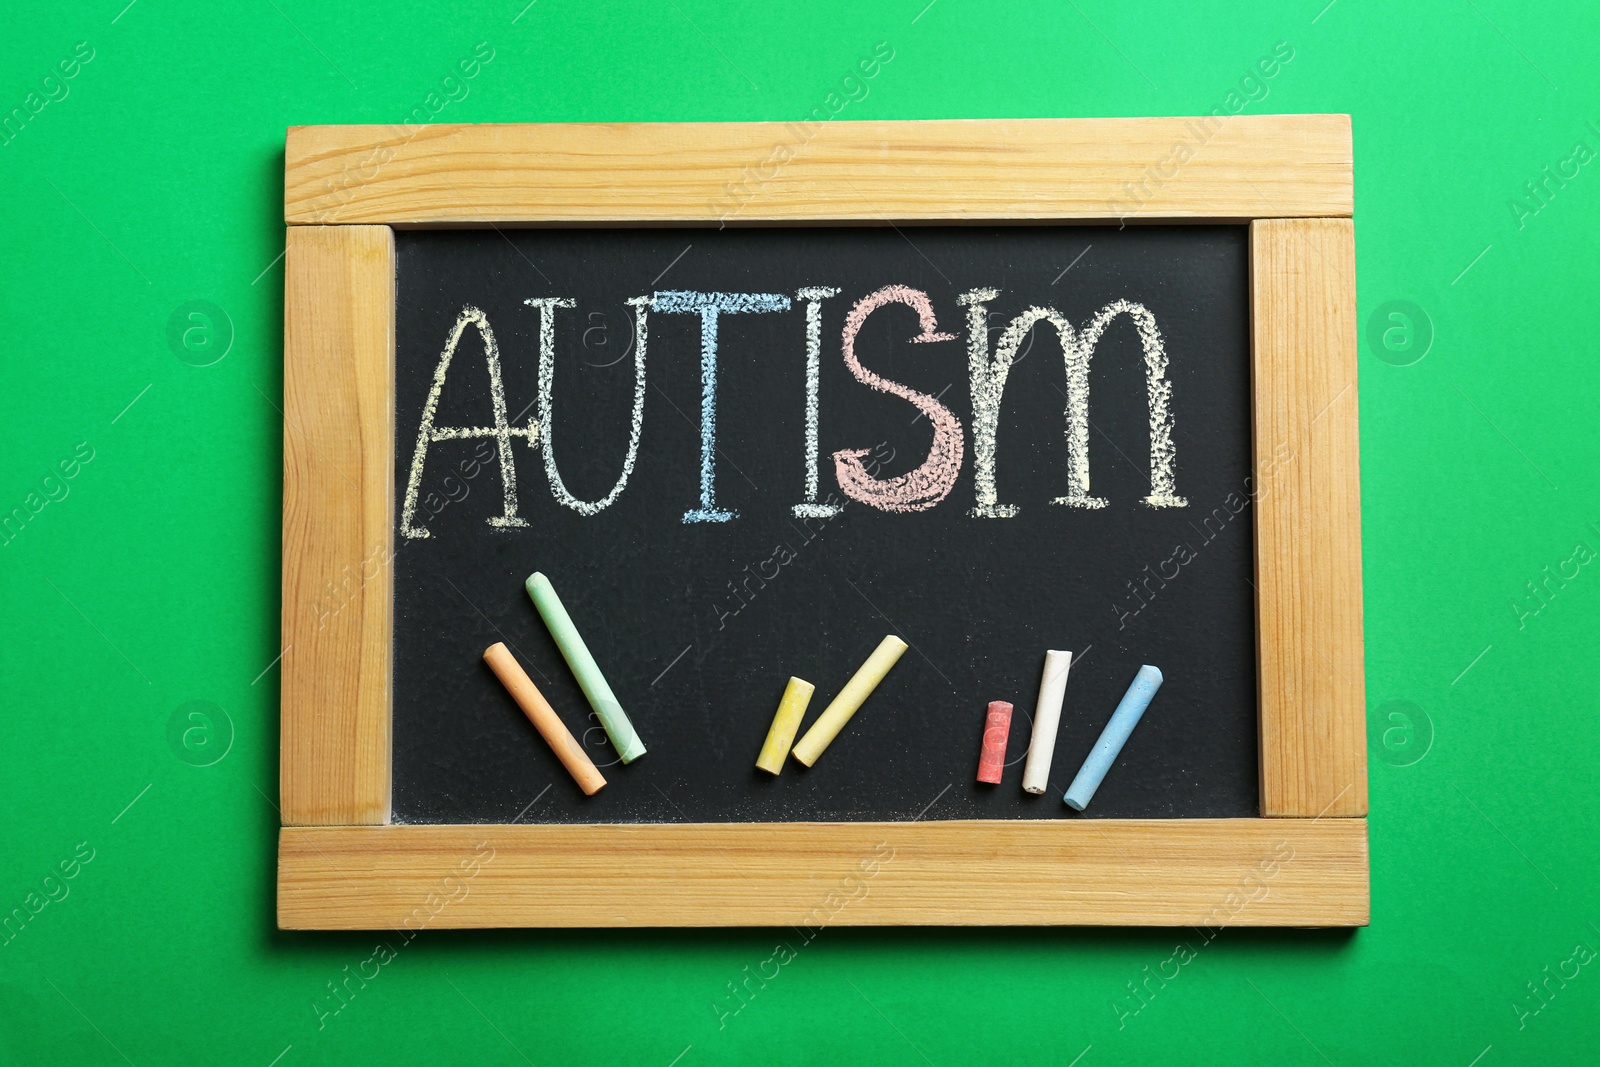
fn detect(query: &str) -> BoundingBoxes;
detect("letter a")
[400,306,538,538]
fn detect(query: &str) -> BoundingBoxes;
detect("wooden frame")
[279,116,1366,929]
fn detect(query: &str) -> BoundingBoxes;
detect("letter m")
[959,292,1187,516]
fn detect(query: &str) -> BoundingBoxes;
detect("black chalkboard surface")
[390,225,1256,824]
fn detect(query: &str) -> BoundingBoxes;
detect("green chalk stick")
[524,572,646,763]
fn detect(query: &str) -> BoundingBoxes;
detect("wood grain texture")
[284,116,1353,225]
[281,225,395,825]
[278,819,1368,928]
[1251,219,1367,817]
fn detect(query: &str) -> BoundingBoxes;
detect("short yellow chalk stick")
[755,677,816,775]
[791,635,908,767]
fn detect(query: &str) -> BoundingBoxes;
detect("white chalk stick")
[1020,650,1072,794]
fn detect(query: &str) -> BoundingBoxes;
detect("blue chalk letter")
[653,290,791,522]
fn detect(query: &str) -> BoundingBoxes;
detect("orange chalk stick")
[976,701,1013,784]
[483,642,606,795]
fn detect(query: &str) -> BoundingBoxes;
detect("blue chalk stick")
[1064,665,1163,811]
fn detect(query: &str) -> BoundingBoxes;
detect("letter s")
[832,285,963,512]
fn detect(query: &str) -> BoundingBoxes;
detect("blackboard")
[389,224,1256,825]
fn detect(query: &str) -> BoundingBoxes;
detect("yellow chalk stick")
[755,677,816,775]
[791,635,908,767]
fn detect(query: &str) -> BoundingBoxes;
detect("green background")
[3,0,1597,1062]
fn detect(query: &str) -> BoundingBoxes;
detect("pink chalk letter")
[833,285,964,512]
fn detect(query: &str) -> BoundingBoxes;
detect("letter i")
[793,286,842,518]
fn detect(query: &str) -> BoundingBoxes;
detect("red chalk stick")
[976,701,1013,784]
